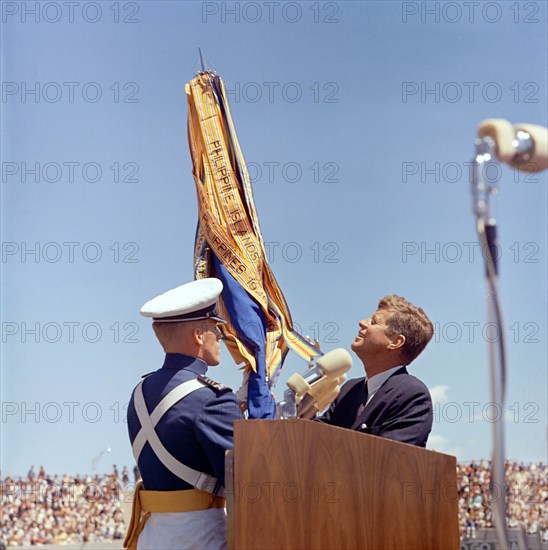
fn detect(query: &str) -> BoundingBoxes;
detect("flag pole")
[198,48,206,72]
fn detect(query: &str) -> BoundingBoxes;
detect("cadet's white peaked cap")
[140,278,226,323]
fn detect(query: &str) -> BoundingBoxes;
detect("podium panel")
[226,419,459,550]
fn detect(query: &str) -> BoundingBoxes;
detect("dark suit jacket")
[316,367,433,447]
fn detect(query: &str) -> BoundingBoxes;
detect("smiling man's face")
[350,308,399,364]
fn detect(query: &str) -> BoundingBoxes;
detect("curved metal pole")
[471,144,508,550]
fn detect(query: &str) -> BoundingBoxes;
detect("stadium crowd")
[0,465,134,547]
[1,461,546,546]
[458,460,547,541]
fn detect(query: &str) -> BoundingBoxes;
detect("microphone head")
[286,373,310,397]
[316,348,352,378]
[478,118,515,163]
[511,123,548,172]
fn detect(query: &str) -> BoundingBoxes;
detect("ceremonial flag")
[186,70,321,419]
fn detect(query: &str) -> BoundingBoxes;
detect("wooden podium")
[226,419,459,550]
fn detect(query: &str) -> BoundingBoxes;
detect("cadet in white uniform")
[124,278,242,550]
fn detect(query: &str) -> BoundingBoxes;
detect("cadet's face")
[200,321,222,366]
[351,308,395,361]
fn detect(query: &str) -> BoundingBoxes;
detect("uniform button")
[360,423,367,429]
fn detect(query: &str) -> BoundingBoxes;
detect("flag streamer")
[186,71,321,418]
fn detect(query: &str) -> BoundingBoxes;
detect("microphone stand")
[471,126,537,549]
[471,136,508,550]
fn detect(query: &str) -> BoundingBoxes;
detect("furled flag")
[186,70,321,418]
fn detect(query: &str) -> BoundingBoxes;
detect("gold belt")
[123,481,226,550]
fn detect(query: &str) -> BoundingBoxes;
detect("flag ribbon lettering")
[186,71,321,418]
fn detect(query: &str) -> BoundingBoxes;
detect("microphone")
[277,348,352,419]
[473,120,547,275]
[291,348,352,388]
[478,119,547,173]
[297,374,347,419]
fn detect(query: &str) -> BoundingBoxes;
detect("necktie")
[355,380,369,418]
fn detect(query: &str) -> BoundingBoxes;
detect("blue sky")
[1,1,546,477]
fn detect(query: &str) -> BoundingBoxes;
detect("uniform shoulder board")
[198,375,232,393]
[141,371,155,379]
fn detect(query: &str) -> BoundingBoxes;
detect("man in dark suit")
[317,295,433,447]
